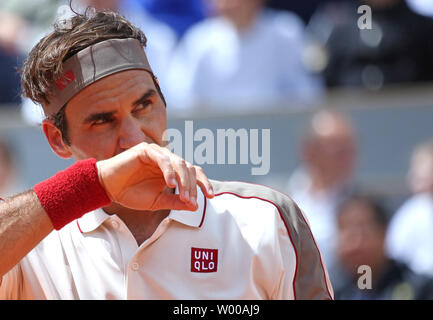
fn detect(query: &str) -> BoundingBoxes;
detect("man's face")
[337,201,385,275]
[303,117,356,187]
[211,0,263,17]
[408,148,433,194]
[45,69,167,161]
[311,131,356,178]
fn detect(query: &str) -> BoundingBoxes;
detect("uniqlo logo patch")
[191,247,218,273]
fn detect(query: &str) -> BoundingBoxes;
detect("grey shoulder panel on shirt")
[210,180,333,300]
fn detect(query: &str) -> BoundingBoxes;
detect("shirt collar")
[76,207,111,233]
[76,186,207,233]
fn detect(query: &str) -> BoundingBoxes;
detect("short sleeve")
[273,202,334,300]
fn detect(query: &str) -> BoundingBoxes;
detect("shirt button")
[131,262,140,271]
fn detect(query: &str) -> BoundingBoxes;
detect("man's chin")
[101,186,175,215]
[102,202,139,215]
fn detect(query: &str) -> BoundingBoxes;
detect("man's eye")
[92,118,112,126]
[133,101,151,113]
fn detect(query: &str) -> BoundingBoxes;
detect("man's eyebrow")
[132,89,157,107]
[83,111,117,124]
[83,90,157,124]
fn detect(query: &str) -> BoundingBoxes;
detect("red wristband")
[34,158,111,230]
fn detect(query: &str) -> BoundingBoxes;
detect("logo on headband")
[55,69,76,91]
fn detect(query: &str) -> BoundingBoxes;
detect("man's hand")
[96,142,214,211]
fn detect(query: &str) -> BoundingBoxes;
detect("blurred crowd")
[2,0,433,117]
[1,0,433,300]
[287,110,433,299]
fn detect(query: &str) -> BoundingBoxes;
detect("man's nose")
[118,116,148,150]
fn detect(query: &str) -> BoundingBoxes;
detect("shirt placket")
[124,217,171,299]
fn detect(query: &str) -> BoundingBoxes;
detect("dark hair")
[20,6,148,145]
[337,194,390,229]
[21,7,147,106]
[49,104,70,145]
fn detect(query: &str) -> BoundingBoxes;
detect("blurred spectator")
[0,0,64,113]
[135,0,209,39]
[20,0,177,125]
[0,138,23,198]
[165,0,324,114]
[287,109,357,283]
[335,195,433,300]
[265,0,346,23]
[0,0,59,54]
[0,50,21,105]
[307,0,433,90]
[0,0,54,105]
[386,139,433,277]
[0,0,59,105]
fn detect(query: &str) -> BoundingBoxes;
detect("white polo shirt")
[0,180,333,300]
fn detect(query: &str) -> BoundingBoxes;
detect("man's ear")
[41,119,72,159]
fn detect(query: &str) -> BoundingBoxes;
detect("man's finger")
[186,164,198,206]
[158,155,177,188]
[152,193,198,211]
[195,166,214,199]
[137,144,177,188]
[172,158,191,203]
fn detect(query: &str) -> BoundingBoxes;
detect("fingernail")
[191,195,196,204]
[184,190,189,201]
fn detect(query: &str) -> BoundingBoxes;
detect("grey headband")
[45,38,153,116]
